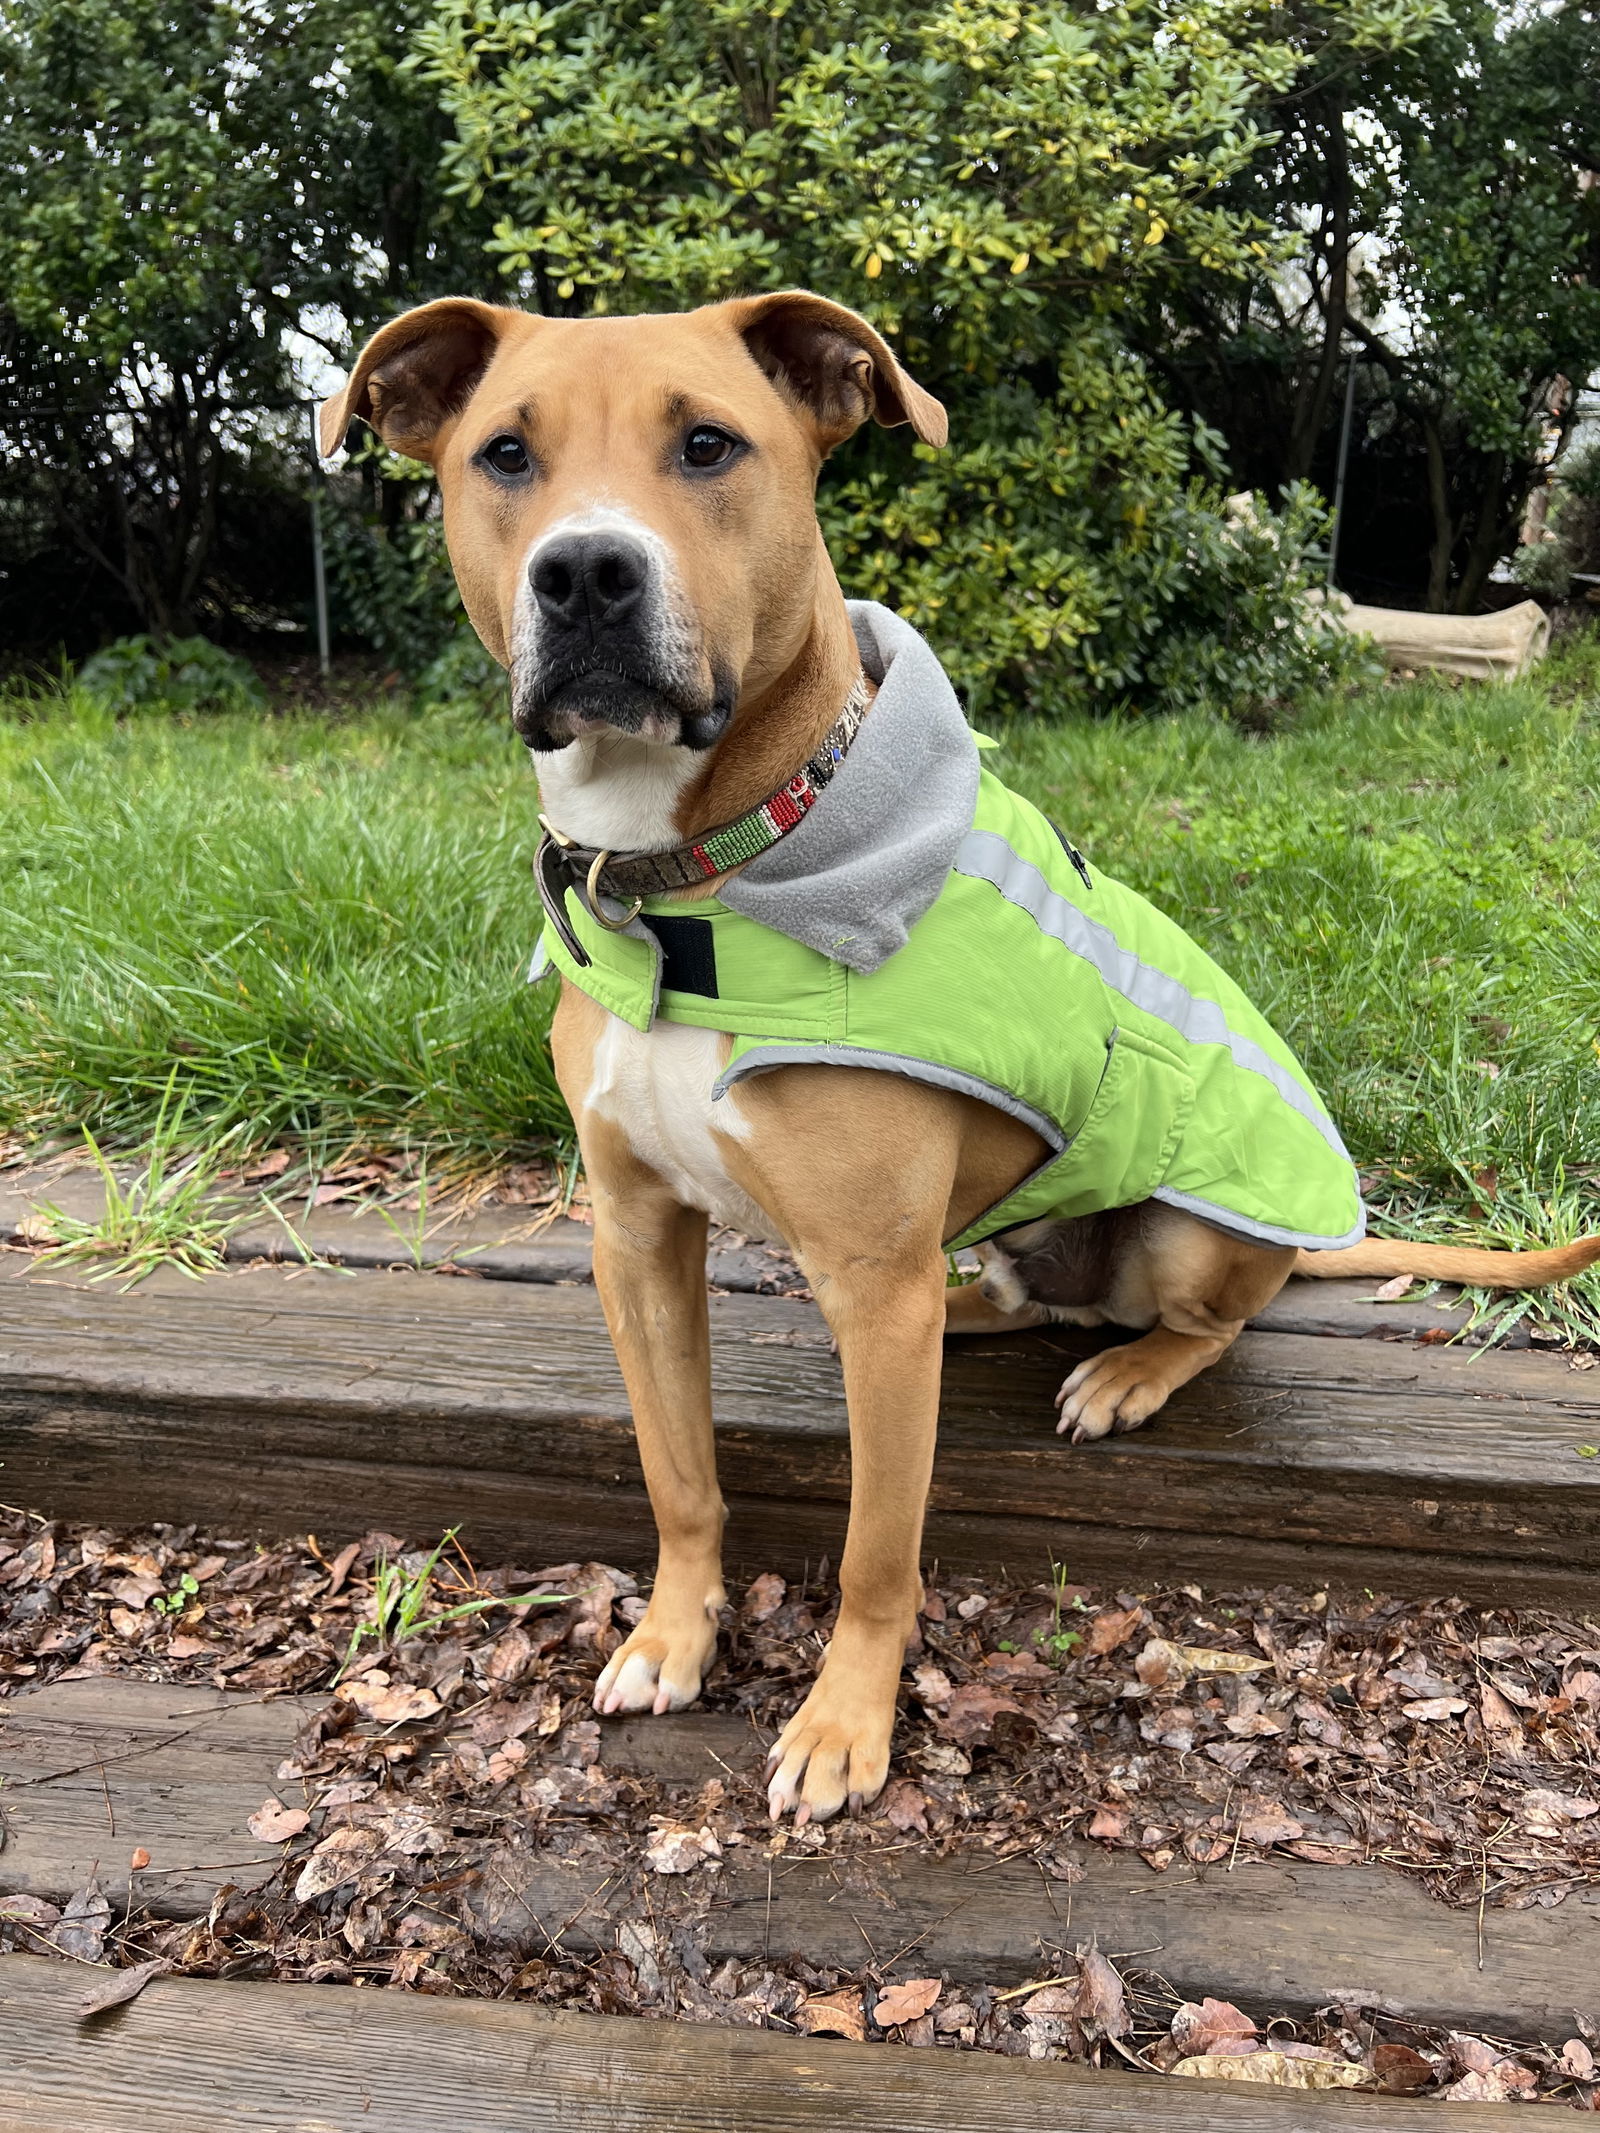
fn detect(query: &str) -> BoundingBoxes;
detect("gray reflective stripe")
[954,830,1353,1167]
[713,1043,1066,1150]
[1152,1185,1367,1252]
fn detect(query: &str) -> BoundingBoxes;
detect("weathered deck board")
[0,1161,1520,1337]
[4,1681,1597,2040]
[2,1261,1597,1601]
[2,1953,1538,2133]
[0,1681,323,1916]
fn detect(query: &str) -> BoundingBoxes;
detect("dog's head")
[320,294,945,753]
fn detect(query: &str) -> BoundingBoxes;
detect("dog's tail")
[1294,1235,1600,1288]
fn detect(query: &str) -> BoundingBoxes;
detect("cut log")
[1337,596,1550,680]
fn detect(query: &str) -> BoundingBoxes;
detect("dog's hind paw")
[1054,1342,1176,1443]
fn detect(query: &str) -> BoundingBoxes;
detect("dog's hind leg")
[1054,1202,1295,1444]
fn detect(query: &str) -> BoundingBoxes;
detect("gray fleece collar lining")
[717,601,981,973]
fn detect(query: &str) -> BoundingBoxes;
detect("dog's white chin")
[534,725,698,851]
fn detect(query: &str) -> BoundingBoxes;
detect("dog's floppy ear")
[317,298,519,464]
[730,291,948,455]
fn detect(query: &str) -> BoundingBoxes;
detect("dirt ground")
[3,1510,1599,2104]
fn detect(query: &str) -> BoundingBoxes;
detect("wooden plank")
[0,1952,1537,2132]
[465,1840,1600,2043]
[1,1158,1514,1333]
[6,1682,1596,2042]
[2,1261,1596,1602]
[0,1681,322,1916]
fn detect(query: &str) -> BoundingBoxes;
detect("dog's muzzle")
[514,530,726,750]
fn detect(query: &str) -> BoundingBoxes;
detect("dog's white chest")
[584,1016,775,1241]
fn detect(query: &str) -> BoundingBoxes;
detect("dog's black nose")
[529,534,648,635]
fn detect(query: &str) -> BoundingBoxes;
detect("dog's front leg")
[763,1236,946,1823]
[585,1141,726,1717]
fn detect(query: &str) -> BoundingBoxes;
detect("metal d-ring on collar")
[585,850,643,932]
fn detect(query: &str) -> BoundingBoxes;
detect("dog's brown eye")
[682,425,739,470]
[481,434,531,478]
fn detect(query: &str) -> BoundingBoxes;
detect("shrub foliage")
[416,0,1371,716]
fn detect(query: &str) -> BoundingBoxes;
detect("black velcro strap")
[641,913,719,998]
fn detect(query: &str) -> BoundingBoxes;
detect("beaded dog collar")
[533,671,871,969]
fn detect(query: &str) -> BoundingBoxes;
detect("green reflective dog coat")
[536,766,1363,1256]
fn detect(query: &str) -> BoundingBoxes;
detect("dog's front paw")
[764,1672,893,1826]
[593,1600,720,1717]
[1054,1342,1174,1443]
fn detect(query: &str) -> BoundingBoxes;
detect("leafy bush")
[416,0,1365,721]
[821,345,1372,717]
[324,483,462,679]
[78,635,267,717]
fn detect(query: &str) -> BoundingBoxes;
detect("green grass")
[3,645,1598,1310]
[0,682,565,1166]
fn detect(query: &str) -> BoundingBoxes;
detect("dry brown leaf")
[1225,1712,1286,1737]
[1075,1942,1128,2039]
[643,1823,722,1875]
[1402,1695,1468,1722]
[1088,1805,1128,1841]
[794,1989,866,2041]
[1173,2052,1375,2091]
[127,1848,150,1873]
[911,1662,954,1709]
[1440,2066,1538,2102]
[1087,1605,1142,1656]
[247,1797,310,1843]
[882,1779,929,1835]
[1522,1786,1599,1822]
[322,1540,361,1597]
[1449,2032,1502,2075]
[743,1571,787,1620]
[934,1682,1033,1746]
[915,1739,971,1777]
[1237,1803,1304,1846]
[342,1680,442,1726]
[1282,1840,1360,1865]
[1372,2042,1434,2094]
[1561,2039,1596,2081]
[1136,1637,1270,1687]
[51,1881,111,1964]
[1478,1681,1526,1740]
[1182,1644,1272,1675]
[1371,1273,1415,1301]
[874,1978,941,2027]
[293,1825,379,1902]
[78,1958,169,2020]
[1171,1999,1259,2055]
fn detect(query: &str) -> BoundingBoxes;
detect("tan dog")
[321,292,1600,1824]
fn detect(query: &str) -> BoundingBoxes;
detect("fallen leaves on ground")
[5,1510,1600,2105]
